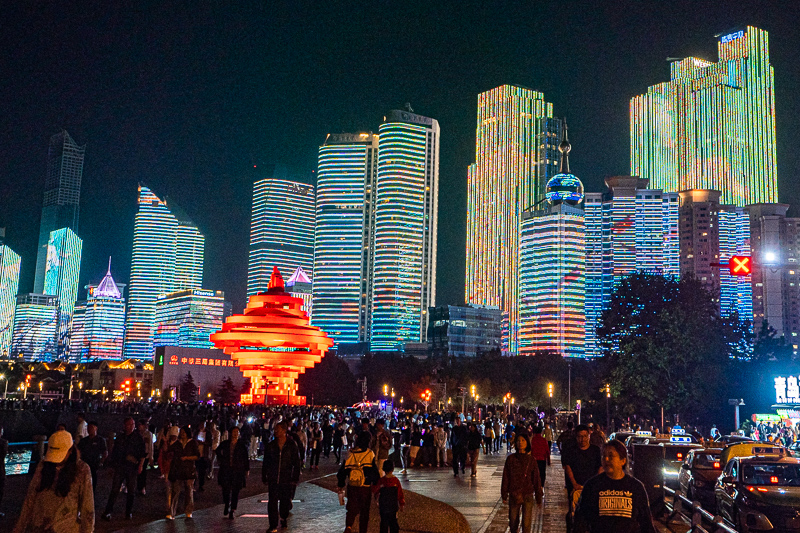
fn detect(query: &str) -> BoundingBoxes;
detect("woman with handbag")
[501,431,543,533]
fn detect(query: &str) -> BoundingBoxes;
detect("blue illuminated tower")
[34,131,85,293]
[43,227,83,358]
[0,231,21,358]
[312,133,378,347]
[11,294,58,360]
[154,289,229,349]
[71,259,126,361]
[123,185,205,360]
[519,128,585,357]
[247,166,315,295]
[370,109,440,351]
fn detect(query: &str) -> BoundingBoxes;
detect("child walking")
[372,459,405,533]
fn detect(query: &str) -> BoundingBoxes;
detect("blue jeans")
[508,493,534,533]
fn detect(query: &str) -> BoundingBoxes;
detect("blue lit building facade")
[312,133,378,347]
[370,110,440,351]
[153,289,230,349]
[43,227,83,358]
[71,263,126,362]
[124,185,205,360]
[247,168,315,296]
[0,237,21,358]
[11,294,58,361]
[584,176,679,356]
[719,205,752,320]
[428,304,502,358]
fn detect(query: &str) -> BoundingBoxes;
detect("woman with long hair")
[167,426,199,520]
[14,430,94,533]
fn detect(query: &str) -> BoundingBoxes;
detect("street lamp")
[548,383,553,415]
[605,384,611,429]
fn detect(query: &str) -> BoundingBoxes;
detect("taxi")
[677,448,723,509]
[722,443,787,467]
[715,453,800,532]
[660,433,702,489]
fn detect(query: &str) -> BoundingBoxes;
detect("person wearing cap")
[14,430,94,533]
[101,416,146,521]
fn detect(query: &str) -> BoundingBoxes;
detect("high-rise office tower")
[747,204,800,352]
[0,230,21,358]
[465,85,557,354]
[124,185,205,360]
[631,26,776,206]
[312,133,378,347]
[34,131,85,293]
[370,109,440,351]
[519,133,585,357]
[678,190,722,301]
[70,260,126,361]
[247,167,315,296]
[11,294,58,360]
[584,177,680,356]
[153,289,229,349]
[719,205,752,321]
[42,227,83,358]
[286,267,313,320]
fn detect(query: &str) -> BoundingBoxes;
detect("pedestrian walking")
[158,426,179,483]
[434,424,448,468]
[371,419,393,475]
[562,424,602,531]
[14,430,94,533]
[166,426,200,520]
[262,421,301,533]
[372,459,405,533]
[572,439,656,533]
[333,421,345,463]
[309,421,323,470]
[102,417,146,521]
[76,421,107,491]
[530,425,551,487]
[338,431,379,533]
[217,426,249,519]
[501,431,543,533]
[136,419,153,495]
[467,423,483,477]
[544,423,554,452]
[451,418,468,477]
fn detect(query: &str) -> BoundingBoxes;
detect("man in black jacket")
[102,417,146,521]
[450,417,469,477]
[262,421,301,533]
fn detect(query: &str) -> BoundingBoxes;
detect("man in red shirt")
[530,425,551,488]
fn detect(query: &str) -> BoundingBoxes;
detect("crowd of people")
[3,399,753,533]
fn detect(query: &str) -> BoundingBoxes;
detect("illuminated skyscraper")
[286,267,313,321]
[312,133,378,346]
[124,185,205,360]
[0,232,21,359]
[465,85,557,354]
[11,294,58,361]
[43,227,83,358]
[370,109,439,351]
[154,289,229,349]
[34,131,85,293]
[584,177,679,356]
[247,167,315,295]
[631,26,776,206]
[70,260,126,362]
[719,205,752,321]
[519,131,585,357]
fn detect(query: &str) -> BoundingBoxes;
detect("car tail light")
[677,453,683,459]
[771,476,779,484]
[713,462,720,468]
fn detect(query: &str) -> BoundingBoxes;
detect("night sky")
[1,1,799,313]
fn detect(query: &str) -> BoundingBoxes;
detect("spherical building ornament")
[545,173,584,206]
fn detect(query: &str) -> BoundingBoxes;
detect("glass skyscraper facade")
[584,177,679,356]
[247,168,315,296]
[370,109,439,351]
[631,26,776,206]
[43,227,83,358]
[34,131,85,293]
[123,185,205,360]
[312,133,378,347]
[11,294,58,361]
[465,85,557,354]
[519,204,585,357]
[0,237,21,359]
[154,289,229,349]
[70,262,125,362]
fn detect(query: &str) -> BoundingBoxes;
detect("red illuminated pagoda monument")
[210,267,332,405]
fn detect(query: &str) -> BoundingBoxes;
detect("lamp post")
[605,384,611,429]
[548,383,553,417]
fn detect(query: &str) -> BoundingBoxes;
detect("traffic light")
[729,256,752,276]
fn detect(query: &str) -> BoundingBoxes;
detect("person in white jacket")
[434,424,448,468]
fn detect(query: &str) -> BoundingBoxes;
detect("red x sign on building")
[729,256,752,276]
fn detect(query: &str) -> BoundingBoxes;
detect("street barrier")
[664,485,738,533]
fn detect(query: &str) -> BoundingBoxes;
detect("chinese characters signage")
[168,354,237,367]
[774,376,800,404]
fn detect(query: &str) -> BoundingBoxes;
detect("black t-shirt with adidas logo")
[573,473,656,533]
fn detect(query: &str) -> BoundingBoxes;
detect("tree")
[752,320,793,363]
[180,372,198,403]
[297,353,359,406]
[216,376,239,405]
[597,273,747,422]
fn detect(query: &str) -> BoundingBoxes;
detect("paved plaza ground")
[2,448,676,533]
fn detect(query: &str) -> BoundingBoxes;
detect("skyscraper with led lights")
[247,167,315,296]
[11,294,58,360]
[631,26,776,206]
[0,233,21,359]
[70,261,126,362]
[43,227,83,358]
[124,185,205,360]
[370,109,439,351]
[34,131,85,293]
[154,289,229,349]
[465,85,557,354]
[312,133,378,347]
